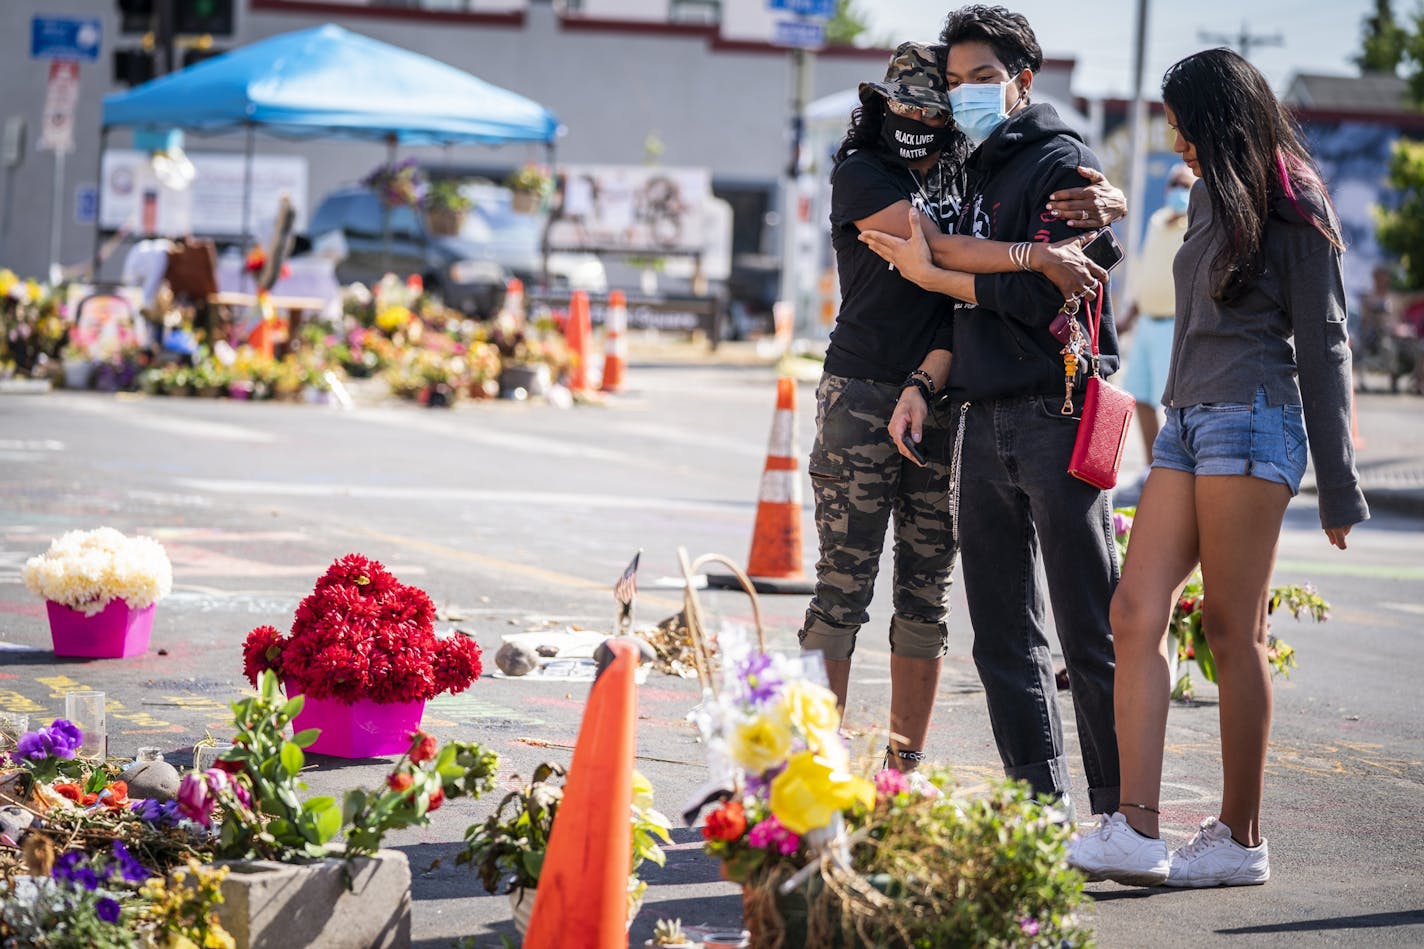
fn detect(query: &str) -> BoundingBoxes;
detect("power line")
[1199,19,1285,61]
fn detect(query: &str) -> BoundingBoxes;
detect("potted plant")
[423,179,473,236]
[691,631,1090,947]
[241,554,484,757]
[361,158,428,209]
[22,528,172,658]
[458,762,670,936]
[505,163,551,213]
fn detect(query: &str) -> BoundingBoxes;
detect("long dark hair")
[1161,48,1343,303]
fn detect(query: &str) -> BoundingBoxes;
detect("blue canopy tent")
[97,24,560,259]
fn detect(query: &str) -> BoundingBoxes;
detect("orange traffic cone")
[600,289,628,393]
[564,290,593,393]
[709,376,815,595]
[523,639,639,948]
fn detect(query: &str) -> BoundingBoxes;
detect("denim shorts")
[1152,385,1308,494]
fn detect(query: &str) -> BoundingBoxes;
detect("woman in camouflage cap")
[802,40,1126,770]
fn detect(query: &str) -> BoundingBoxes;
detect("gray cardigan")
[1162,181,1369,529]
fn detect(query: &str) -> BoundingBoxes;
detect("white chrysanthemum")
[22,527,172,615]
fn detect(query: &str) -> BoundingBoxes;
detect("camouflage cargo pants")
[799,373,958,661]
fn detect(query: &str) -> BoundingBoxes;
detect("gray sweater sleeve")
[1282,231,1369,529]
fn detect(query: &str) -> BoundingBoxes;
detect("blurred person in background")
[1117,163,1196,498]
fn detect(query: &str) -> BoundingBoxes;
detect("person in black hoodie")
[860,5,1122,820]
[808,40,1125,775]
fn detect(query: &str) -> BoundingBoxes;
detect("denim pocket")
[1283,403,1306,467]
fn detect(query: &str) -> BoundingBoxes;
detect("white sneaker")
[1165,816,1270,887]
[1066,812,1170,886]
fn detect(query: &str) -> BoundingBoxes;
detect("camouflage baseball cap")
[858,42,949,117]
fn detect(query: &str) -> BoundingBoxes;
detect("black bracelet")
[909,368,937,396]
[902,377,933,402]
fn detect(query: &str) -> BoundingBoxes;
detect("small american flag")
[613,551,640,611]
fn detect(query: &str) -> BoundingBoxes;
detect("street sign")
[767,0,836,17]
[772,19,826,49]
[31,15,102,62]
[40,60,81,154]
[75,184,99,225]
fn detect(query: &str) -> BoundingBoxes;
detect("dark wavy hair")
[834,92,888,167]
[939,5,1043,76]
[1162,48,1343,303]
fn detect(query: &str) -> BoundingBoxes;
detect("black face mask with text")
[879,114,952,163]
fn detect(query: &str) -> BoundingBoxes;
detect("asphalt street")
[1,358,1422,947]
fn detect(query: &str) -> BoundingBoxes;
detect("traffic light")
[113,48,156,86]
[174,0,234,38]
[117,0,154,35]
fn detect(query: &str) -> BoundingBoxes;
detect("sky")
[859,0,1380,99]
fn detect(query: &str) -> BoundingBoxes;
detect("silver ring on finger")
[1080,209,1088,221]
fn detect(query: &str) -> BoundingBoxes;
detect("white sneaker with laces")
[1066,812,1170,886]
[1165,816,1270,887]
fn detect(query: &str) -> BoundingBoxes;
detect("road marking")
[0,439,64,451]
[350,408,637,465]
[347,525,685,612]
[49,397,276,443]
[1275,558,1424,582]
[176,478,748,516]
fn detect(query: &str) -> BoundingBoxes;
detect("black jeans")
[954,395,1121,815]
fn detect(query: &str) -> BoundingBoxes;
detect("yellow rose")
[729,711,793,775]
[769,750,875,836]
[0,269,16,298]
[376,305,413,332]
[780,679,841,738]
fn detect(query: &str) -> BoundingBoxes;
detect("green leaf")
[291,728,321,748]
[280,697,306,720]
[314,802,342,841]
[280,741,305,775]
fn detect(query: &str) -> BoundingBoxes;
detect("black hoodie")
[947,102,1120,401]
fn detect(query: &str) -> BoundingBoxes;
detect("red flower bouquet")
[242,554,483,704]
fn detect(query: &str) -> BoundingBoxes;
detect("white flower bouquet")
[23,527,173,616]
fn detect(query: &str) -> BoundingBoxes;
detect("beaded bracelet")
[909,367,937,396]
[901,376,933,402]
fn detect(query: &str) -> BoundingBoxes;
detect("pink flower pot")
[287,690,425,758]
[46,600,155,658]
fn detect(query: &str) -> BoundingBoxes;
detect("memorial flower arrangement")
[1113,508,1331,699]
[690,631,1090,947]
[21,527,173,616]
[241,554,484,705]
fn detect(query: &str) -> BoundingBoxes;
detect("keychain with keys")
[1058,298,1087,415]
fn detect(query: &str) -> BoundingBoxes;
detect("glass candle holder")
[64,691,107,759]
[136,746,165,763]
[0,712,30,751]
[194,739,234,772]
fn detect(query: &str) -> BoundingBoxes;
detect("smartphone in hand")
[902,434,927,466]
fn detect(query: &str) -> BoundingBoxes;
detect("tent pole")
[91,127,110,281]
[540,140,555,289]
[241,123,255,250]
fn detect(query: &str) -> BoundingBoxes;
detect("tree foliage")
[824,0,871,47]
[1376,138,1424,290]
[1358,0,1408,73]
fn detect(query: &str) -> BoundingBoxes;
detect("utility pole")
[1126,0,1149,286]
[1198,20,1284,60]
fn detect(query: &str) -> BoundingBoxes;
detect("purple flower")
[177,772,216,827]
[1020,918,1040,936]
[95,896,121,923]
[130,798,181,827]
[14,719,83,762]
[1113,512,1133,539]
[111,840,149,884]
[736,652,782,706]
[52,851,100,890]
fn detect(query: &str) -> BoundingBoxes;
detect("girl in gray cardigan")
[1069,48,1369,888]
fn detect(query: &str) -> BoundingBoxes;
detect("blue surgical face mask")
[1165,185,1191,214]
[949,80,1014,146]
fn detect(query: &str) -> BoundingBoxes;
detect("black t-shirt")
[826,149,960,384]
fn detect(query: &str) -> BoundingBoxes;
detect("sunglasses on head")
[885,98,949,123]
